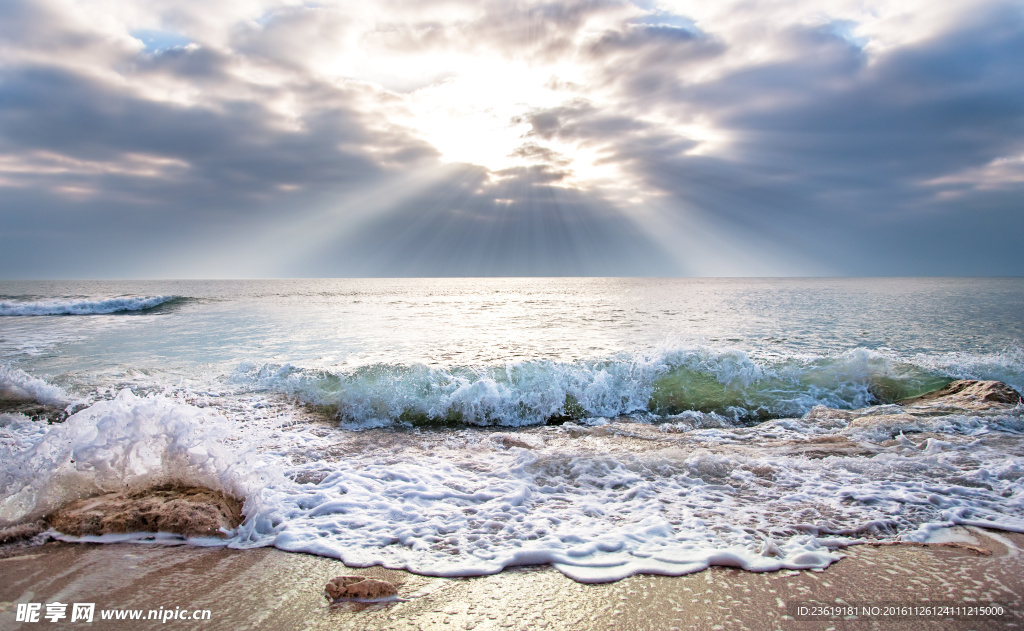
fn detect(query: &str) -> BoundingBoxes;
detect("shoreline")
[2,527,1022,630]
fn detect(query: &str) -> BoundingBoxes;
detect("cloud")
[0,0,1022,277]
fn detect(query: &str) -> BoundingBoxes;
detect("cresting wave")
[234,346,1024,427]
[0,295,181,316]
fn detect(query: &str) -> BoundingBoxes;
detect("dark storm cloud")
[701,20,1024,185]
[129,45,235,83]
[0,38,416,275]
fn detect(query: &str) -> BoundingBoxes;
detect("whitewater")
[1,278,1022,582]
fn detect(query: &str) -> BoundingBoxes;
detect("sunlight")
[402,64,558,171]
[398,62,630,190]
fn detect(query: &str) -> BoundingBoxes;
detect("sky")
[0,0,1022,278]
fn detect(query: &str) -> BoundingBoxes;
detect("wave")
[233,346,1023,428]
[3,381,1021,583]
[0,295,181,316]
[0,390,266,526]
[0,364,73,407]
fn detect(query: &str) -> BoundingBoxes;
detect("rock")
[325,575,399,601]
[47,485,243,538]
[803,381,1023,439]
[492,433,536,449]
[0,384,79,423]
[898,380,1021,410]
[732,435,882,459]
[325,575,367,599]
[0,521,49,560]
[0,400,71,423]
[847,413,922,430]
[0,521,46,545]
[791,435,882,458]
[834,381,1022,439]
[803,406,857,422]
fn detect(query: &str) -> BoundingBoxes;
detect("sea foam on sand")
[3,377,1024,583]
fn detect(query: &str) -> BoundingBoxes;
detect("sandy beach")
[2,527,1021,630]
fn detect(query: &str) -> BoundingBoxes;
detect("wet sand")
[1,528,1022,630]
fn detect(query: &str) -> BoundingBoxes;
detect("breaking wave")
[0,389,270,527]
[0,295,181,316]
[0,364,73,407]
[233,346,1023,427]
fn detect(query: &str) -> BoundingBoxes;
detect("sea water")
[1,278,1022,581]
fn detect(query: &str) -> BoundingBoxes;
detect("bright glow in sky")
[0,0,1022,277]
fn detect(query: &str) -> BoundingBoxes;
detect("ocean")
[1,277,1022,582]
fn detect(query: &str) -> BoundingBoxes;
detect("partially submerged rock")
[778,435,882,459]
[47,485,243,538]
[847,413,922,431]
[803,380,1022,440]
[0,399,72,424]
[0,521,48,560]
[898,379,1022,410]
[0,521,46,545]
[325,575,399,601]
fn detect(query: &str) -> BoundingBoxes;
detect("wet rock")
[0,399,71,423]
[324,575,366,599]
[0,521,46,545]
[0,383,81,423]
[811,381,1022,439]
[804,406,858,422]
[47,485,243,538]
[734,435,882,459]
[0,521,49,560]
[847,413,921,430]
[898,380,1022,410]
[492,433,540,449]
[325,575,399,601]
[793,435,881,458]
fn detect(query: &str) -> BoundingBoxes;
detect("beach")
[2,527,1022,630]
[2,278,1023,626]
[4,0,1023,622]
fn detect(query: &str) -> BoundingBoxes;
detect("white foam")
[246,446,843,581]
[233,417,1023,582]
[921,525,980,545]
[0,389,270,526]
[0,364,73,406]
[0,295,178,316]
[4,375,1023,584]
[915,346,1024,395]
